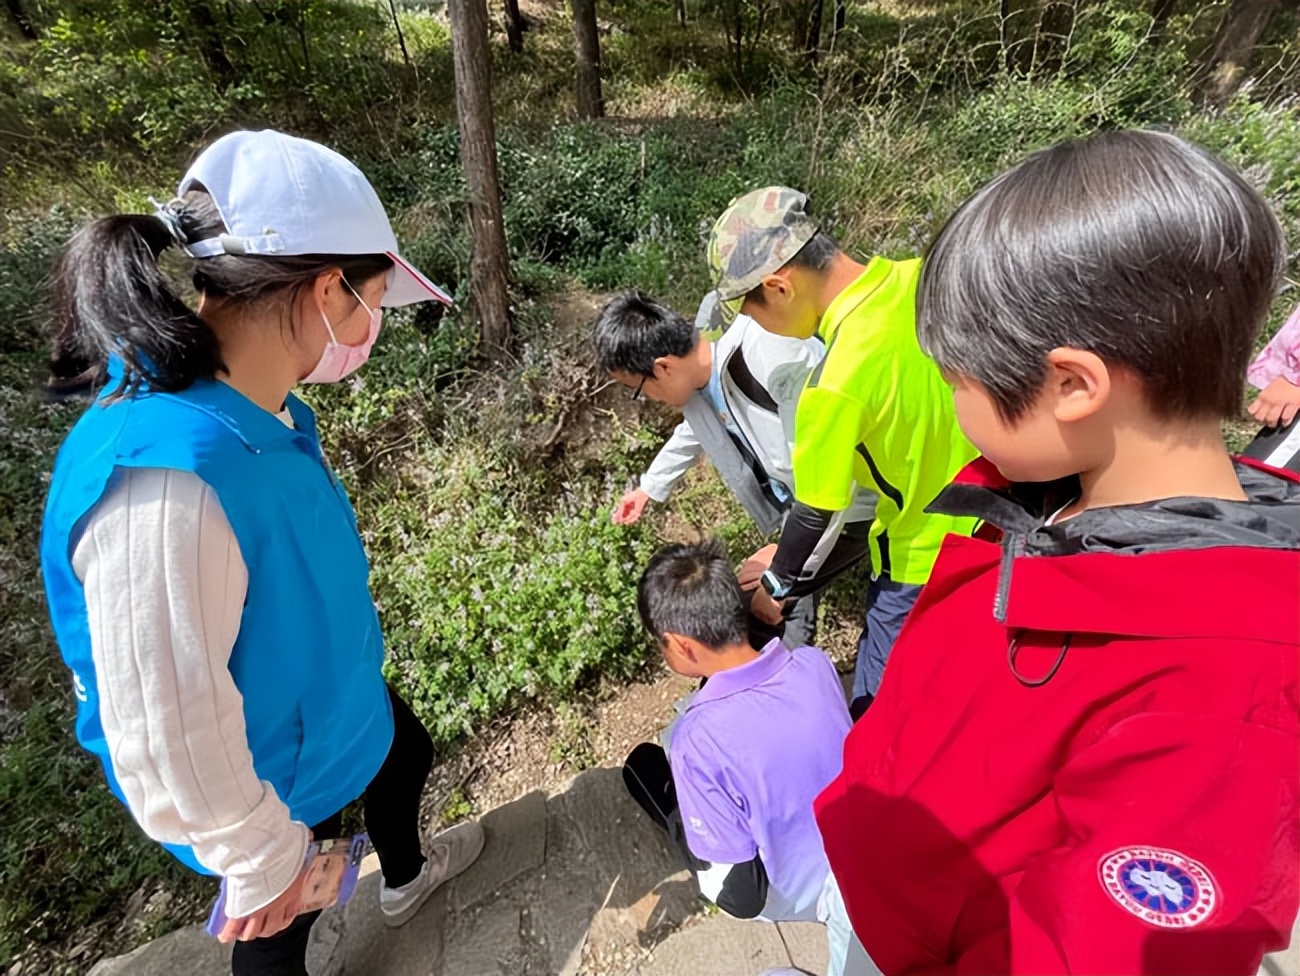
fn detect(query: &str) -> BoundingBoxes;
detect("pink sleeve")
[1248,306,1300,389]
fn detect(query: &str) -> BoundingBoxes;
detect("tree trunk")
[805,0,824,62]
[4,0,37,39]
[1198,0,1280,103]
[1150,0,1179,32]
[572,0,604,119]
[504,0,525,52]
[182,1,237,85]
[1032,0,1079,75]
[733,3,744,78]
[788,0,808,53]
[998,0,1041,74]
[749,0,770,74]
[447,0,513,356]
[674,0,686,28]
[292,4,312,79]
[387,0,413,67]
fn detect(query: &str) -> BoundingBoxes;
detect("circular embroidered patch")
[1098,847,1218,929]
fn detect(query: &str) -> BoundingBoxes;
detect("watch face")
[760,570,779,596]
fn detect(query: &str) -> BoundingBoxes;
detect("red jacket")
[815,458,1300,975]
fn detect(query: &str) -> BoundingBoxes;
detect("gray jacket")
[639,314,875,536]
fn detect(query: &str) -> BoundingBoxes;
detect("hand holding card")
[208,833,371,941]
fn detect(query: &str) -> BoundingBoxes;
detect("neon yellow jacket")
[792,257,978,585]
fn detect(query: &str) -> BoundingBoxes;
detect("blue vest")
[40,377,394,874]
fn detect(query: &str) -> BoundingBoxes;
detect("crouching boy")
[815,130,1300,974]
[623,540,875,975]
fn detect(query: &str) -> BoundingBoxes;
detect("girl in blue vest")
[40,130,484,976]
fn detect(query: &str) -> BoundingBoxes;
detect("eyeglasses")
[629,375,648,401]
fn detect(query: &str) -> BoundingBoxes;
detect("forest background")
[1,0,1297,971]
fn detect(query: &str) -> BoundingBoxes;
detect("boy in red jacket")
[814,129,1300,975]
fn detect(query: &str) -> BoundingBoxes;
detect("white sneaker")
[379,820,486,927]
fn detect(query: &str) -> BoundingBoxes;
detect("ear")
[652,355,676,378]
[759,269,796,303]
[311,267,345,313]
[662,632,701,673]
[1045,347,1110,423]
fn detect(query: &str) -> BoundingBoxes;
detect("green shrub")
[368,451,658,744]
[4,0,1300,967]
[0,696,206,963]
[1181,95,1300,239]
[0,208,82,356]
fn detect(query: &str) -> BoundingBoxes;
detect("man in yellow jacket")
[708,187,977,714]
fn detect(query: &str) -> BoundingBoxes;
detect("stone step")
[92,762,1300,976]
[632,915,791,976]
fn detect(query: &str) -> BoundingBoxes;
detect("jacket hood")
[933,457,1300,554]
[929,458,1300,643]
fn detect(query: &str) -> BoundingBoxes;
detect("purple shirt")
[668,639,852,920]
[1249,305,1300,389]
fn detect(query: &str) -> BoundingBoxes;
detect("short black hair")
[917,129,1285,424]
[786,229,841,272]
[637,539,747,649]
[594,290,697,377]
[743,229,841,308]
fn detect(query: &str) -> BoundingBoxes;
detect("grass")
[440,788,476,827]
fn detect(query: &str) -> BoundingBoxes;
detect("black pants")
[230,685,434,976]
[621,742,707,872]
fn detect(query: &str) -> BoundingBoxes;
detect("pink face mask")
[303,280,383,384]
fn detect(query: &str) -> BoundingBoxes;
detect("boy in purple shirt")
[622,540,874,974]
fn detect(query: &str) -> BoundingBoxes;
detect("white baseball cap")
[176,129,451,308]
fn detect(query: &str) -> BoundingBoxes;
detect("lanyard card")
[205,832,371,937]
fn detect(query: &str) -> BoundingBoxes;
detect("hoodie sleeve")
[73,467,310,920]
[639,420,705,502]
[1002,711,1298,975]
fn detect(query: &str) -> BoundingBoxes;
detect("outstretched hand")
[612,488,652,525]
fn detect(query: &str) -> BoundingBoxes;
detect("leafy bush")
[496,111,817,300]
[4,0,1300,968]
[0,208,81,355]
[370,460,657,744]
[1182,94,1300,242]
[0,0,451,197]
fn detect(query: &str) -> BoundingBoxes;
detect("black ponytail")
[50,212,223,398]
[50,189,393,399]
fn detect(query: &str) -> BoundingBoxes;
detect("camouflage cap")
[706,187,819,317]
